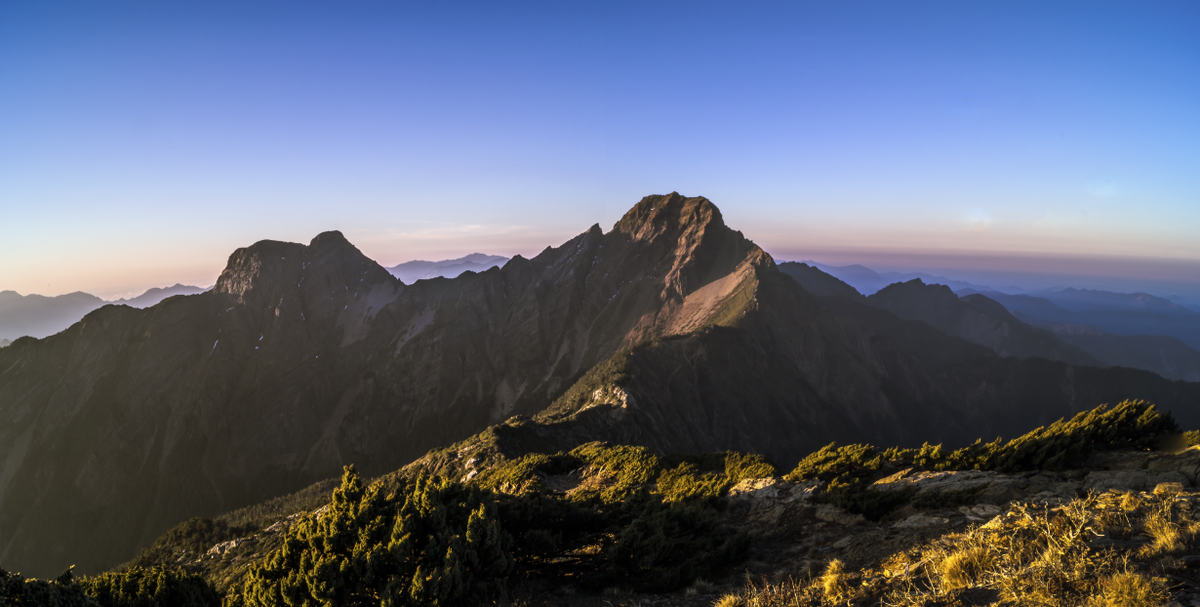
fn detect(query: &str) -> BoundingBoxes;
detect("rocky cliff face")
[1,193,1198,578]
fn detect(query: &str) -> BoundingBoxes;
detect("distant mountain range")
[792,261,1200,372]
[0,284,210,344]
[386,253,509,284]
[958,289,1200,353]
[0,257,513,346]
[2,193,1197,578]
[795,261,1001,295]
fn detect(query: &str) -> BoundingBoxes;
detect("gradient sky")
[2,1,1198,300]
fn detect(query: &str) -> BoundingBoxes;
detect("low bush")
[82,566,220,607]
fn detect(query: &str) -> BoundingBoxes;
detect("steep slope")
[0,194,774,577]
[800,262,892,294]
[866,279,1101,366]
[776,262,866,302]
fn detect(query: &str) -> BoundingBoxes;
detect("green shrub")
[569,443,662,502]
[471,452,584,495]
[656,463,729,503]
[229,466,512,607]
[783,443,885,483]
[82,566,219,607]
[786,401,1176,521]
[1,566,96,607]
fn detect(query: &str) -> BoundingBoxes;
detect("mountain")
[865,279,1100,366]
[0,284,209,342]
[2,193,1199,579]
[0,338,9,348]
[796,261,892,294]
[776,262,866,302]
[963,289,1200,352]
[791,263,1003,296]
[0,290,104,341]
[1036,287,1195,315]
[878,271,997,293]
[1034,323,1200,383]
[386,253,509,284]
[112,283,210,308]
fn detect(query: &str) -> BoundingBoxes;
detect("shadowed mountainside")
[2,194,1198,579]
[866,279,1101,367]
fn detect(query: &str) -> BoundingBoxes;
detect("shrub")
[784,443,883,483]
[229,466,512,607]
[82,566,219,607]
[1,567,96,607]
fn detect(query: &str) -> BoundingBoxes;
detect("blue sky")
[2,1,1197,299]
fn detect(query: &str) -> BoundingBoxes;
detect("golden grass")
[724,489,1196,607]
[817,559,849,601]
[713,592,744,607]
[938,545,992,590]
[1088,571,1167,607]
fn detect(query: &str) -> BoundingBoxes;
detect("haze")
[1,1,1197,300]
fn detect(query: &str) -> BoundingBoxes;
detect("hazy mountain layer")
[966,290,1200,351]
[111,283,209,308]
[1037,323,1200,383]
[0,290,103,341]
[386,253,509,284]
[0,284,208,342]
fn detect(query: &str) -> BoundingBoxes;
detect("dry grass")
[713,592,743,607]
[817,559,849,602]
[722,489,1197,607]
[1088,571,1167,607]
[937,545,992,590]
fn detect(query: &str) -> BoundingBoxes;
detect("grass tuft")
[938,545,992,590]
[1089,571,1167,607]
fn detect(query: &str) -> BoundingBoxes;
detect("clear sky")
[2,1,1197,300]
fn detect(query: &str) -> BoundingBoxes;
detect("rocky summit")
[1,193,1199,579]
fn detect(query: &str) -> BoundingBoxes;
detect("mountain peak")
[612,193,725,242]
[309,230,350,248]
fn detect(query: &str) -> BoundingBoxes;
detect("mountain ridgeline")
[1,193,1198,578]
